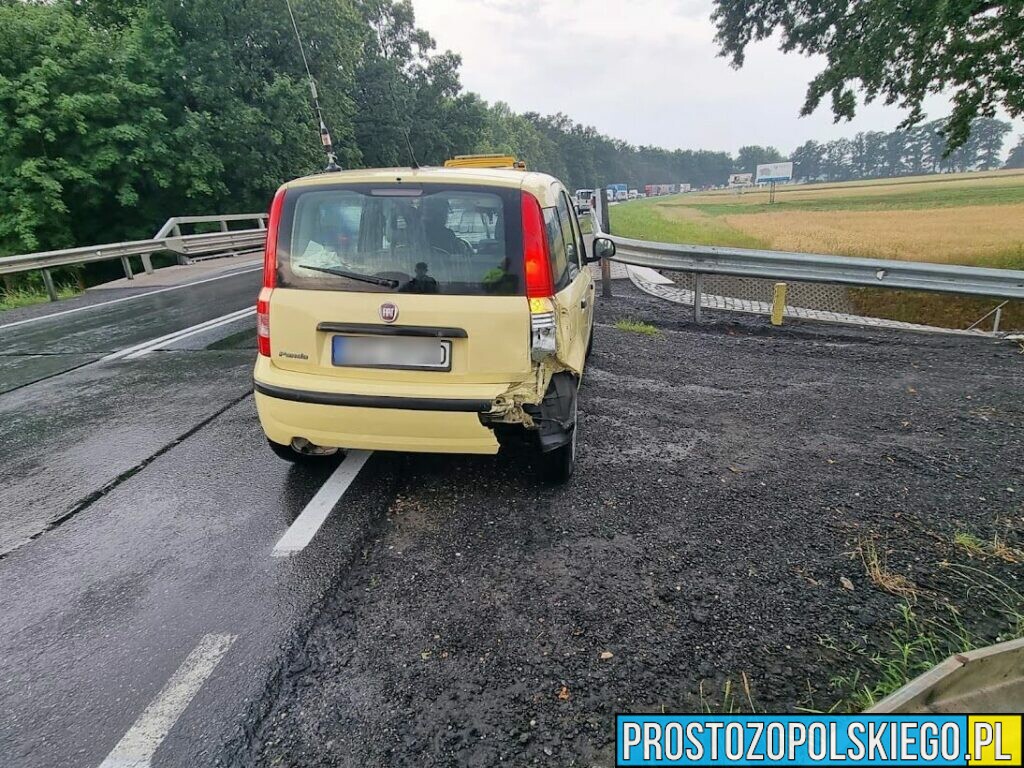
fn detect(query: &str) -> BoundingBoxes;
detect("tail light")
[257,186,286,357]
[521,192,557,361]
[521,192,554,298]
[257,287,272,357]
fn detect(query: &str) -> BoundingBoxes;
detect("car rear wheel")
[267,438,339,462]
[539,395,577,484]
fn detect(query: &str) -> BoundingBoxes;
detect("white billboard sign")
[728,173,753,187]
[756,162,793,183]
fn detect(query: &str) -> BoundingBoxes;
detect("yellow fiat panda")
[252,161,616,481]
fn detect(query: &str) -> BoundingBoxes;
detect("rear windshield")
[275,183,524,296]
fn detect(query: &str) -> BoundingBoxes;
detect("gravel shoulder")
[238,283,1023,767]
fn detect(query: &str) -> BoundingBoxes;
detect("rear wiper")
[297,264,399,288]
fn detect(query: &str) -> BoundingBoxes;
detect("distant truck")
[573,189,594,214]
[644,184,674,197]
[628,189,639,200]
[610,183,628,202]
[678,183,691,193]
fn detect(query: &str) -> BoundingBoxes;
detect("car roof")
[282,167,565,206]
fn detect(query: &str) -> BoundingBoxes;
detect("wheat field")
[723,204,1024,268]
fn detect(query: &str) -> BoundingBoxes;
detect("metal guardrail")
[590,187,1024,324]
[0,213,267,301]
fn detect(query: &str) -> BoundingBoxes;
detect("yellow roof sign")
[444,154,527,170]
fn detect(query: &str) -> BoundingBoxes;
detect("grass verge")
[953,530,1023,563]
[614,318,659,336]
[0,284,81,312]
[610,199,765,249]
[848,289,1024,332]
[823,564,1024,711]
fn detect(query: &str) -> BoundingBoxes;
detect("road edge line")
[271,450,373,557]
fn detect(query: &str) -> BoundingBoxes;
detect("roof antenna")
[387,80,420,169]
[403,126,421,170]
[285,0,341,172]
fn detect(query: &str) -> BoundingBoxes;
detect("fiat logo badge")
[379,302,399,323]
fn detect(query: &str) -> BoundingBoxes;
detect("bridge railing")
[590,187,1024,327]
[0,213,268,301]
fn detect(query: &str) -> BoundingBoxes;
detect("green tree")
[973,118,1013,170]
[1006,135,1024,169]
[712,0,1024,152]
[0,2,176,254]
[790,141,822,181]
[733,145,784,175]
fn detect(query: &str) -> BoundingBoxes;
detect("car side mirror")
[589,236,615,263]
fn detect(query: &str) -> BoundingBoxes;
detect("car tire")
[539,395,577,484]
[267,438,338,463]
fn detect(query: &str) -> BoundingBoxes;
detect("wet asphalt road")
[1,275,1022,767]
[0,267,261,552]
[0,264,261,394]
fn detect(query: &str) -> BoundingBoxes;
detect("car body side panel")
[548,183,594,376]
[552,272,589,374]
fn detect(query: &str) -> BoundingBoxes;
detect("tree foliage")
[711,0,1024,152]
[1005,136,1024,169]
[789,117,1012,181]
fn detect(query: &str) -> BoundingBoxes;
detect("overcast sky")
[411,0,1023,156]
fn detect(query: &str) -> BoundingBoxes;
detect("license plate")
[331,335,452,371]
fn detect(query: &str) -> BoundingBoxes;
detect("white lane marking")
[122,308,255,360]
[272,450,373,557]
[0,264,261,331]
[98,633,237,768]
[101,307,254,362]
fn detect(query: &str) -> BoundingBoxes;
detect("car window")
[555,193,580,279]
[543,207,571,291]
[560,191,586,268]
[277,184,523,296]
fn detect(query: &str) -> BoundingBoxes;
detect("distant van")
[574,189,594,214]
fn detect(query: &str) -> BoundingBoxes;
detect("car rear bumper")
[252,361,512,454]
[255,390,501,454]
[254,381,492,413]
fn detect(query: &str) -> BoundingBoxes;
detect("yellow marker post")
[771,282,787,326]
